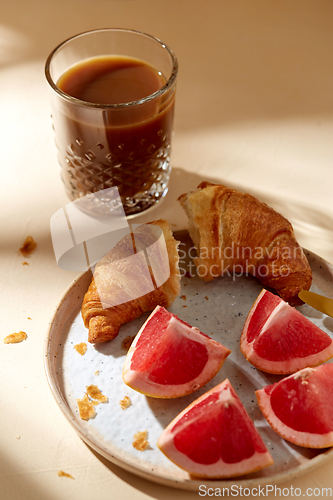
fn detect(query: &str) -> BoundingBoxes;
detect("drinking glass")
[45,28,178,217]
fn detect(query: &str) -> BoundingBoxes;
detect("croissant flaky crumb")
[4,331,28,344]
[119,396,132,410]
[19,236,37,257]
[122,336,135,351]
[76,394,97,420]
[58,470,74,479]
[132,430,149,451]
[86,385,108,403]
[76,385,108,420]
[74,342,87,355]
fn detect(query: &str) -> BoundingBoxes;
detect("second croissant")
[178,182,312,305]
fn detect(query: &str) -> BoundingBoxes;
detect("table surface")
[1,1,333,499]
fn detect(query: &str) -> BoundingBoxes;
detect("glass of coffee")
[45,29,178,217]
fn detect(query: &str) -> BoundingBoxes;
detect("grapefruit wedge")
[158,379,273,478]
[122,306,230,398]
[240,289,333,374]
[256,363,333,448]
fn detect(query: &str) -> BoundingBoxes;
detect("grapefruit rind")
[158,379,273,478]
[240,289,333,374]
[256,365,333,448]
[122,306,231,398]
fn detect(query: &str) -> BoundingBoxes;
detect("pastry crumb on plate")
[86,385,108,403]
[76,394,97,421]
[122,335,135,351]
[119,396,131,410]
[74,342,87,355]
[133,430,149,451]
[76,385,108,420]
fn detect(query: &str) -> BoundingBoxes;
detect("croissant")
[178,182,312,305]
[81,219,180,343]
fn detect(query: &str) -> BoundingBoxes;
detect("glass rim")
[44,28,178,109]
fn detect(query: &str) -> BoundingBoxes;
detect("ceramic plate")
[45,231,333,491]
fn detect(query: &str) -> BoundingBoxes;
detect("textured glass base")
[61,154,171,217]
[64,161,171,217]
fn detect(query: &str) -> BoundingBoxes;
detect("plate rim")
[44,248,333,491]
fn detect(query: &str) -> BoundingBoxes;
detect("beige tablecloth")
[1,1,333,499]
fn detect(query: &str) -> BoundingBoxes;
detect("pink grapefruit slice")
[158,379,273,478]
[122,306,230,398]
[256,363,333,448]
[240,289,333,374]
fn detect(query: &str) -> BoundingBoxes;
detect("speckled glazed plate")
[45,231,333,491]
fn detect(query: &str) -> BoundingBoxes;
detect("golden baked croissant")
[178,182,312,305]
[81,219,180,343]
